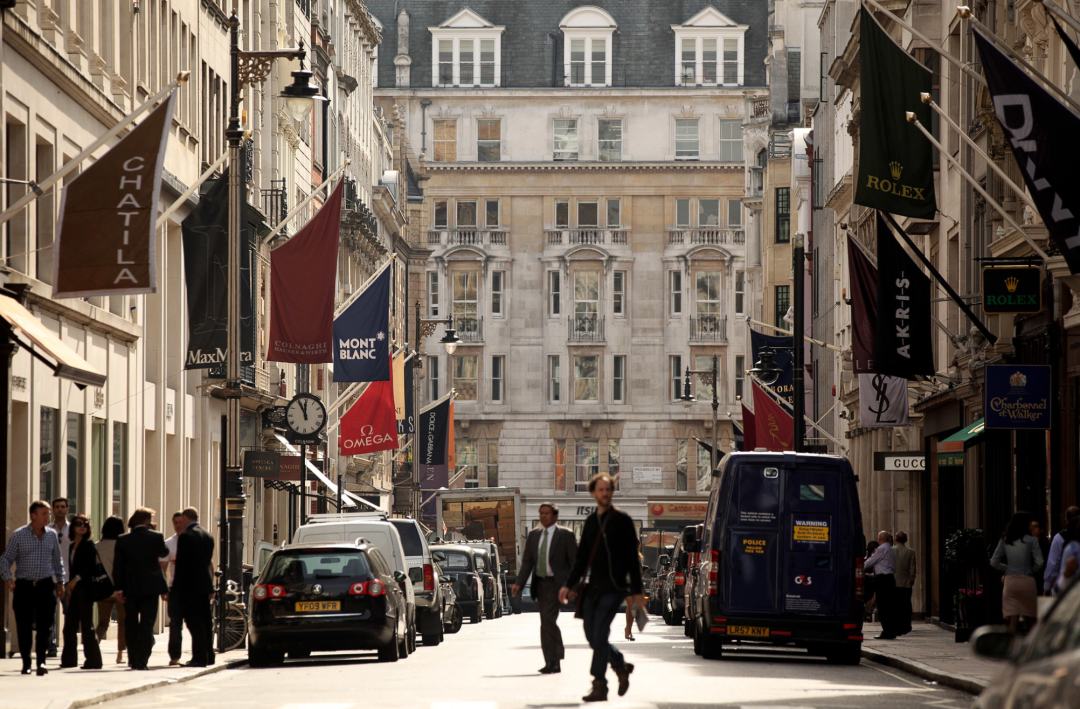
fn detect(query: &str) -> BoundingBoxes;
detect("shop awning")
[937,419,985,467]
[0,294,105,388]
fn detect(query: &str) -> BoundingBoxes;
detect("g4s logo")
[795,575,812,586]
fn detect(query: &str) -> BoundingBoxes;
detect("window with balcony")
[776,187,790,243]
[477,119,501,162]
[577,201,598,228]
[554,119,579,161]
[575,440,599,492]
[696,355,715,401]
[555,438,567,491]
[434,200,448,229]
[720,120,743,161]
[696,271,721,334]
[613,354,626,402]
[430,9,503,88]
[607,199,621,228]
[549,271,561,316]
[671,354,683,401]
[453,271,478,338]
[735,270,745,315]
[457,439,479,488]
[574,355,599,401]
[491,270,503,316]
[613,270,626,316]
[485,199,500,228]
[728,198,742,227]
[433,119,457,162]
[598,119,622,161]
[735,355,745,400]
[574,270,600,335]
[550,355,561,402]
[456,201,477,228]
[775,285,790,327]
[429,355,439,402]
[555,199,570,228]
[670,270,683,315]
[675,119,700,159]
[698,199,720,227]
[673,7,747,87]
[491,355,504,402]
[428,271,439,317]
[676,199,691,228]
[453,354,477,400]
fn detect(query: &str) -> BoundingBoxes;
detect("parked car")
[690,452,866,664]
[247,542,409,666]
[683,524,704,637]
[431,544,486,624]
[387,517,446,646]
[464,540,509,618]
[971,578,1080,709]
[646,551,672,615]
[661,526,700,626]
[435,562,462,634]
[293,516,420,653]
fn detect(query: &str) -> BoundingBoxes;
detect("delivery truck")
[434,487,522,573]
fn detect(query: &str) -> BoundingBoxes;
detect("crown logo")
[1005,277,1019,293]
[1009,371,1028,387]
[889,161,903,180]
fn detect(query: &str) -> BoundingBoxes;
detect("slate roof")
[368,1,768,89]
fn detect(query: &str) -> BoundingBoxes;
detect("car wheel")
[485,602,495,620]
[248,645,278,668]
[449,606,463,633]
[407,620,417,654]
[673,609,684,625]
[692,622,703,656]
[287,649,311,660]
[379,629,400,663]
[422,630,441,646]
[702,629,724,660]
[399,626,410,658]
[662,605,674,625]
[825,646,862,665]
[471,606,483,624]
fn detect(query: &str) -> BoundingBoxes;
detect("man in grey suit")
[893,530,917,636]
[513,502,577,674]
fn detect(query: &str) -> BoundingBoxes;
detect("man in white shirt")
[513,503,578,674]
[161,512,187,666]
[864,531,899,640]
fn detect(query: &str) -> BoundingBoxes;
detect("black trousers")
[179,590,214,665]
[61,584,103,668]
[13,579,57,668]
[896,587,913,634]
[875,574,899,636]
[124,595,160,669]
[534,577,564,666]
[167,593,184,661]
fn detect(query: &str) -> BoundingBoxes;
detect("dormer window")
[430,8,504,87]
[559,7,617,87]
[672,7,748,87]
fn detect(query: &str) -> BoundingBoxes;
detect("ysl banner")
[858,374,909,427]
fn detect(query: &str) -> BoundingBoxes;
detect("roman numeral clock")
[286,392,327,444]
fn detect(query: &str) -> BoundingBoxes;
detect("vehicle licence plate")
[727,625,769,637]
[295,601,340,612]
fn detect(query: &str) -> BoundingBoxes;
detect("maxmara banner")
[985,365,1051,430]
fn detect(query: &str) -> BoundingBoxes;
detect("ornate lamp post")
[679,355,721,475]
[411,302,461,516]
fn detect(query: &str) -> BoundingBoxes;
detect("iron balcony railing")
[690,315,728,342]
[568,314,604,342]
[457,315,483,343]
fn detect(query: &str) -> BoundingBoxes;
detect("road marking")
[433,703,498,709]
[866,664,943,691]
[278,705,355,709]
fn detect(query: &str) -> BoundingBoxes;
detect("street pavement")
[90,613,976,709]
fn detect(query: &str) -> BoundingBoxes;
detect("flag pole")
[1040,0,1080,35]
[334,255,396,318]
[262,160,350,246]
[745,317,843,353]
[155,149,229,230]
[0,73,189,229]
[906,113,1049,263]
[959,9,1080,116]
[747,374,848,453]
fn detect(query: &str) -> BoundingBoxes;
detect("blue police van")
[689,451,866,664]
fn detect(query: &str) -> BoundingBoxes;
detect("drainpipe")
[420,98,432,153]
[547,32,559,87]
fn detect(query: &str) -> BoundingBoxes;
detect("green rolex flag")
[854,10,936,219]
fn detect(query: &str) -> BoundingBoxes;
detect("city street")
[94,614,972,709]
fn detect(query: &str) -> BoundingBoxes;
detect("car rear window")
[475,554,488,572]
[390,520,425,556]
[263,550,369,583]
[441,552,471,571]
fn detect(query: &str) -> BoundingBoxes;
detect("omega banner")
[985,364,1051,430]
[53,93,176,297]
[982,266,1042,314]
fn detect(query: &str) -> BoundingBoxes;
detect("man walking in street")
[162,511,187,666]
[0,501,66,675]
[1044,506,1080,596]
[112,507,169,670]
[893,531,917,636]
[512,502,577,674]
[865,530,898,640]
[173,507,216,667]
[45,497,70,658]
[560,474,644,702]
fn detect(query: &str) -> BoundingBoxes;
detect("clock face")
[286,394,326,436]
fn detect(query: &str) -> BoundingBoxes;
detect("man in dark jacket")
[173,507,216,667]
[560,474,644,702]
[112,507,169,670]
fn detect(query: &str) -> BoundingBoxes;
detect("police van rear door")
[782,467,840,616]
[724,462,782,614]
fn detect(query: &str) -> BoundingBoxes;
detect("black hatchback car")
[431,544,486,624]
[247,542,410,666]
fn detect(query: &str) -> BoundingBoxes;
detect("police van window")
[799,484,826,501]
[732,465,780,525]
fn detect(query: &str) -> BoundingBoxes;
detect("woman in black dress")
[61,514,103,669]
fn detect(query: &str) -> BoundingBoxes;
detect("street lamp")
[749,348,784,386]
[682,356,721,476]
[279,55,328,122]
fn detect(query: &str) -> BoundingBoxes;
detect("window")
[735,270,745,315]
[703,38,718,83]
[728,199,742,227]
[453,271,478,337]
[453,355,478,401]
[675,119,699,159]
[487,441,499,486]
[457,440,479,488]
[613,355,626,402]
[66,412,83,513]
[433,120,456,162]
[577,201,598,228]
[613,271,626,316]
[112,421,127,516]
[555,199,570,229]
[567,37,608,86]
[574,355,599,401]
[491,271,504,316]
[574,270,599,333]
[434,200,448,229]
[438,39,454,85]
[696,271,721,332]
[776,188,791,243]
[720,120,743,162]
[606,199,621,228]
[677,439,688,491]
[598,119,622,162]
[491,355,504,402]
[608,439,621,490]
[428,271,440,317]
[431,23,503,88]
[550,355,561,402]
[485,199,500,228]
[698,199,720,227]
[735,355,745,400]
[554,120,578,161]
[775,285,791,327]
[477,119,501,162]
[460,40,474,84]
[40,407,57,506]
[671,355,683,401]
[681,39,696,83]
[456,200,477,228]
[592,39,607,86]
[549,271,561,316]
[429,356,439,401]
[670,270,683,315]
[570,39,586,84]
[696,355,715,401]
[480,39,496,85]
[697,440,712,491]
[575,440,599,492]
[554,439,567,492]
[676,199,691,228]
[723,39,739,84]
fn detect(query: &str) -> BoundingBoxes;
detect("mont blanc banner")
[848,238,878,374]
[859,374,909,427]
[750,329,794,406]
[332,261,391,381]
[182,169,255,370]
[854,10,936,219]
[53,92,176,297]
[268,181,344,363]
[973,30,1080,274]
[339,358,399,455]
[418,394,452,467]
[876,213,934,378]
[752,383,793,452]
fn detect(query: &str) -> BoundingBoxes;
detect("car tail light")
[349,582,368,595]
[253,584,285,600]
[367,580,386,596]
[708,549,719,596]
[854,556,864,602]
[674,572,685,586]
[424,564,435,592]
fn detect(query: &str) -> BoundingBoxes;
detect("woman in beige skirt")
[991,511,1045,631]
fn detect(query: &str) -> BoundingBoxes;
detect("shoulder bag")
[86,548,116,602]
[573,512,611,619]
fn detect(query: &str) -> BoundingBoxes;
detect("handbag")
[573,512,611,619]
[86,549,115,603]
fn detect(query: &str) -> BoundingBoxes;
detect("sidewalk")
[1,622,247,709]
[861,621,1002,695]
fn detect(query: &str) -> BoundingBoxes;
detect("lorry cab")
[691,452,865,665]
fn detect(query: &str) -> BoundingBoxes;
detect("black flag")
[417,395,451,466]
[875,213,933,378]
[854,10,936,219]
[1051,18,1080,69]
[397,361,415,436]
[973,30,1080,274]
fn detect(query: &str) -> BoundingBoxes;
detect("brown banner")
[53,92,175,297]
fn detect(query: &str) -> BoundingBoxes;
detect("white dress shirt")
[47,520,70,582]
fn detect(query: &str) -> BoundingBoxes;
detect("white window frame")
[675,118,700,160]
[670,270,683,315]
[491,270,504,316]
[719,119,744,162]
[428,271,439,317]
[676,198,691,228]
[577,200,599,228]
[491,355,504,402]
[613,270,626,317]
[671,9,748,88]
[728,198,743,227]
[613,354,626,403]
[560,7,616,87]
[735,355,745,400]
[485,199,500,228]
[549,270,561,317]
[735,270,745,315]
[550,355,561,402]
[598,118,623,162]
[671,355,683,401]
[429,10,505,88]
[453,354,478,401]
[573,355,600,402]
[433,199,449,229]
[606,198,621,228]
[477,118,502,162]
[555,199,570,228]
[553,119,579,162]
[428,355,440,402]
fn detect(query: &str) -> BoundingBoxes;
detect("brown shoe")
[614,663,634,696]
[582,679,608,702]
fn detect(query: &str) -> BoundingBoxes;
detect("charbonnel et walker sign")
[985,365,1051,430]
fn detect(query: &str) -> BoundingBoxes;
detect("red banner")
[339,356,399,455]
[741,403,756,451]
[268,182,344,363]
[753,383,793,452]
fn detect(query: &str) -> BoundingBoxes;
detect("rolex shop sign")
[985,365,1051,430]
[982,266,1041,314]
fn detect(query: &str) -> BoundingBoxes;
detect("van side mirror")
[971,626,1019,662]
[394,571,408,584]
[658,554,670,568]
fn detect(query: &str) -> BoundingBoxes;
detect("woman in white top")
[94,516,127,664]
